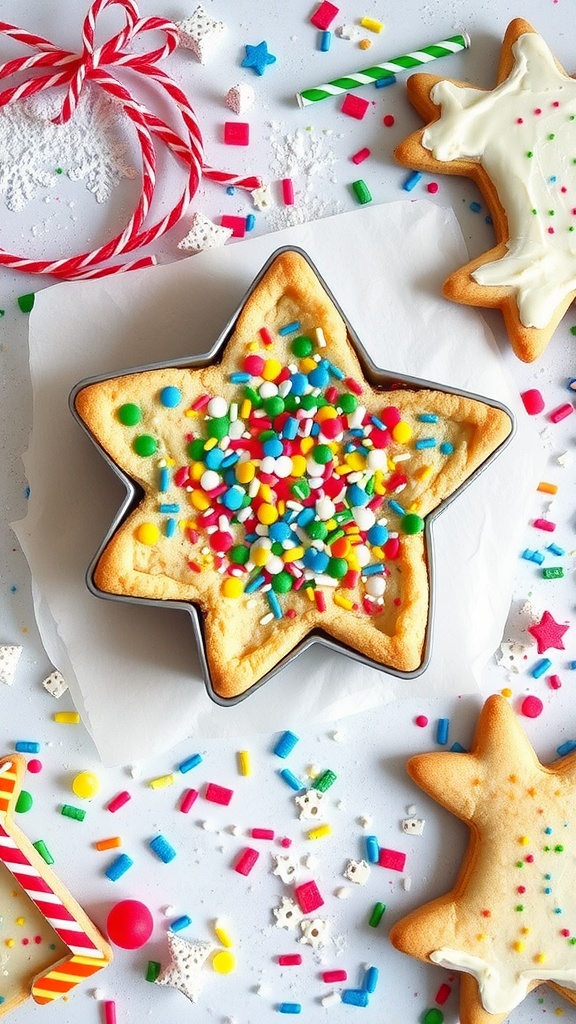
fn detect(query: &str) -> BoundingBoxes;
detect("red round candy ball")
[521,695,543,719]
[415,714,429,728]
[383,114,395,127]
[106,899,154,949]
[26,759,42,774]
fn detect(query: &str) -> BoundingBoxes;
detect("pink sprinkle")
[341,93,370,120]
[378,847,407,872]
[107,790,131,813]
[191,393,211,411]
[561,929,571,937]
[323,969,348,983]
[548,227,555,234]
[278,954,302,966]
[533,518,556,532]
[234,847,259,875]
[251,828,275,840]
[351,147,371,164]
[223,121,250,146]
[516,117,524,124]
[521,389,545,415]
[279,836,292,848]
[314,589,326,612]
[549,674,562,690]
[435,983,451,1005]
[525,854,534,863]
[534,108,542,115]
[310,0,339,29]
[344,376,363,395]
[180,788,199,813]
[383,114,395,127]
[553,101,560,107]
[415,715,428,728]
[427,182,439,194]
[26,759,42,774]
[295,880,324,914]
[521,695,543,719]
[221,215,246,238]
[205,782,234,805]
[549,402,574,423]
[104,1001,117,1024]
[281,177,295,206]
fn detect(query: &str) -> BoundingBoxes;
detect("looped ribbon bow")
[0,0,262,279]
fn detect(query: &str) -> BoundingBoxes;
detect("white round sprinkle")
[315,496,335,520]
[352,506,376,530]
[200,470,220,491]
[365,576,386,598]
[207,396,227,417]
[259,381,278,399]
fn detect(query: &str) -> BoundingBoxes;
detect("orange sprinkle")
[95,836,122,851]
[537,481,558,494]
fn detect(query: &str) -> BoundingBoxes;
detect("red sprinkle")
[278,954,302,966]
[521,389,545,415]
[383,114,395,127]
[205,782,234,806]
[521,695,543,719]
[549,674,562,690]
[180,788,199,813]
[295,880,324,914]
[251,828,275,840]
[378,847,407,872]
[281,178,295,206]
[323,969,348,983]
[341,93,370,120]
[351,147,371,164]
[435,982,451,1005]
[533,518,556,532]
[223,121,250,146]
[427,182,439,194]
[415,715,429,728]
[344,376,363,395]
[259,326,274,346]
[107,791,131,813]
[314,589,327,612]
[26,759,42,773]
[310,0,339,29]
[234,847,259,875]
[549,402,574,423]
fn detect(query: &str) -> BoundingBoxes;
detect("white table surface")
[1,1,575,1022]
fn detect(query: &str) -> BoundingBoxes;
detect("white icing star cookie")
[155,932,213,1002]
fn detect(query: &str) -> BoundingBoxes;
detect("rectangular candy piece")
[378,847,406,872]
[234,847,259,875]
[205,782,234,805]
[310,1,339,29]
[295,879,324,913]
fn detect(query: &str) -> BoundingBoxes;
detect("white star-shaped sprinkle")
[155,932,213,1003]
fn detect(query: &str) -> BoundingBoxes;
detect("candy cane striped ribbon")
[0,759,108,1004]
[0,0,262,280]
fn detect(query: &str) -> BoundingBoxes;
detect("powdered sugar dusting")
[0,85,137,212]
[265,124,342,230]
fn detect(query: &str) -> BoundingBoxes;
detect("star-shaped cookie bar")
[390,694,576,1024]
[73,250,512,700]
[395,19,576,362]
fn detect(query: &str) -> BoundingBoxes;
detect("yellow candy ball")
[262,358,281,381]
[257,503,278,525]
[212,950,236,974]
[136,522,160,545]
[222,577,243,599]
[72,771,100,799]
[236,461,255,484]
[392,421,412,443]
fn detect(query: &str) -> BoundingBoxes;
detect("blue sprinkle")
[567,377,576,391]
[165,518,177,538]
[15,741,40,754]
[342,989,369,1007]
[220,452,239,469]
[245,214,256,231]
[267,590,283,620]
[319,30,331,51]
[226,185,235,195]
[470,201,482,212]
[244,573,266,594]
[274,730,299,758]
[371,415,386,430]
[570,661,576,670]
[159,503,179,513]
[363,965,379,993]
[278,768,304,791]
[178,753,203,774]
[415,437,437,449]
[440,441,454,455]
[419,413,438,423]
[531,658,552,679]
[149,834,177,863]
[375,73,396,88]
[485,214,493,225]
[557,739,576,756]
[279,321,301,336]
[547,543,565,556]
[362,563,386,576]
[278,1004,301,1014]
[296,507,315,527]
[170,914,193,932]
[436,718,450,745]
[521,548,545,565]
[159,466,170,492]
[450,741,468,753]
[160,385,182,408]
[230,371,251,383]
[388,499,405,516]
[325,360,345,380]
[402,170,422,192]
[282,416,299,440]
[105,853,134,881]
[365,835,380,863]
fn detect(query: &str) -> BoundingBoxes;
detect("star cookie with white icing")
[155,932,213,1002]
[395,19,576,362]
[390,694,576,1023]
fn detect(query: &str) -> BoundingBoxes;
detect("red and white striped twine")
[0,0,263,280]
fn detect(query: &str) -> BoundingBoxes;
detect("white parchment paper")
[14,202,542,765]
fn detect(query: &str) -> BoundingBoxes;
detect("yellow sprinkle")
[240,399,252,418]
[345,451,365,472]
[519,835,530,846]
[189,489,211,511]
[149,773,175,790]
[513,940,525,953]
[235,461,255,484]
[476,933,487,942]
[334,593,354,610]
[222,577,243,599]
[360,16,384,32]
[135,522,160,546]
[16,917,25,927]
[393,421,412,443]
[300,436,315,455]
[501,687,513,698]
[278,499,286,516]
[308,824,332,840]
[252,545,271,567]
[335,464,352,476]
[212,949,236,974]
[299,356,317,374]
[54,712,80,724]
[535,952,547,964]
[537,481,558,494]
[247,341,259,352]
[304,586,315,601]
[263,358,281,381]
[5,938,15,947]
[283,546,305,562]
[415,465,434,481]
[291,454,307,476]
[316,406,337,423]
[214,919,233,948]
[237,750,251,776]
[94,836,122,851]
[521,927,531,935]
[190,462,204,481]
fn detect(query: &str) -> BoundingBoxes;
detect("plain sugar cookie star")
[528,609,569,654]
[391,694,576,1023]
[395,19,576,362]
[241,40,276,76]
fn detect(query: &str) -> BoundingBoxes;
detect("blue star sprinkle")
[241,41,276,76]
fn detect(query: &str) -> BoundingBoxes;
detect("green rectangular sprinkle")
[542,566,564,579]
[352,179,372,205]
[61,803,86,821]
[312,769,337,792]
[33,839,54,865]
[369,902,386,927]
[146,960,161,982]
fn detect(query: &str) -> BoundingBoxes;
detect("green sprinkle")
[146,960,161,982]
[570,938,576,945]
[401,512,425,535]
[133,434,158,457]
[515,904,524,912]
[56,167,63,174]
[0,309,4,317]
[17,293,35,313]
[555,844,565,852]
[570,326,576,335]
[548,210,555,216]
[312,769,337,792]
[516,860,524,868]
[548,134,555,140]
[351,179,372,205]
[531,209,537,215]
[290,335,313,358]
[421,1010,444,1024]
[117,402,142,426]
[526,151,533,158]
[61,803,86,821]
[368,902,386,927]
[33,839,55,865]
[542,566,564,579]
[15,790,33,813]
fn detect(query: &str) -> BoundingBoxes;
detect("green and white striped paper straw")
[296,32,471,107]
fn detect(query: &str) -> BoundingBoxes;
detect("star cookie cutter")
[70,247,515,705]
